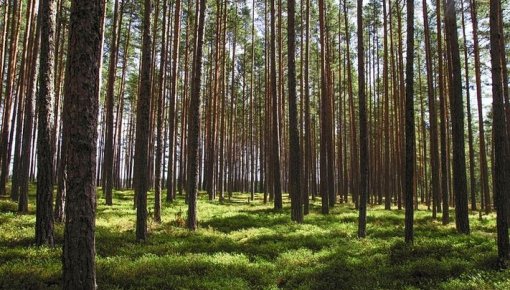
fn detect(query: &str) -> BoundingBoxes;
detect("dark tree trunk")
[357,0,368,238]
[383,0,391,210]
[303,0,311,215]
[318,0,334,214]
[404,0,415,244]
[270,0,282,210]
[35,0,56,247]
[489,0,510,263]
[62,0,104,288]
[445,0,470,234]
[186,0,207,231]
[287,0,302,223]
[134,0,153,241]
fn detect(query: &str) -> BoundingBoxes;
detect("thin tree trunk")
[0,0,22,196]
[186,0,207,231]
[303,0,311,214]
[166,0,181,202]
[288,0,302,223]
[18,6,41,214]
[270,0,282,210]
[436,0,449,225]
[469,0,490,214]
[154,0,169,223]
[134,0,153,241]
[404,0,415,244]
[103,0,121,206]
[357,0,369,238]
[460,0,476,211]
[422,0,441,219]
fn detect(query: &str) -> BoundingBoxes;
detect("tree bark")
[287,0,302,223]
[134,0,153,241]
[35,0,57,247]
[489,0,510,263]
[186,0,207,231]
[62,0,104,288]
[404,0,415,244]
[357,0,369,238]
[445,0,470,234]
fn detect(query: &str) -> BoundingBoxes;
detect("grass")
[1,187,509,289]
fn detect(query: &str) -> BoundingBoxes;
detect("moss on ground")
[0,188,509,289]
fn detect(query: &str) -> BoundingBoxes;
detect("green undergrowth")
[0,187,509,289]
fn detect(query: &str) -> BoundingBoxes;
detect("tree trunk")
[445,0,470,234]
[154,0,169,223]
[357,0,369,238]
[422,0,441,219]
[18,6,41,214]
[133,0,153,241]
[35,0,57,247]
[287,0,302,223]
[435,0,449,225]
[0,0,22,196]
[11,0,36,202]
[186,0,207,231]
[303,0,311,214]
[270,0,282,210]
[404,0,415,244]
[62,0,104,288]
[489,0,510,264]
[469,0,491,214]
[166,0,181,202]
[103,0,121,206]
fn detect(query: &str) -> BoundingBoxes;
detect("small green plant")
[173,207,185,228]
[147,207,154,230]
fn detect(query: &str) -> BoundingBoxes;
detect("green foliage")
[1,189,509,289]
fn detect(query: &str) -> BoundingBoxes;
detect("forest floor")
[1,187,510,290]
